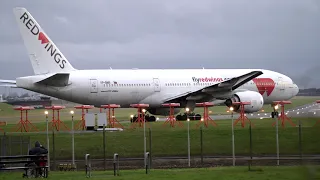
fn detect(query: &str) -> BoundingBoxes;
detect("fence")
[1,119,320,171]
[0,134,31,156]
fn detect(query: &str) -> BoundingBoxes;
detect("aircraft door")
[90,79,98,93]
[153,78,161,92]
[280,82,285,90]
[277,77,285,91]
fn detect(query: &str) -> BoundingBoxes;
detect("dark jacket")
[28,142,48,168]
[29,141,48,156]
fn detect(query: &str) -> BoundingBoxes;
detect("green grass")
[1,117,320,160]
[1,96,319,123]
[0,166,319,180]
[0,96,319,160]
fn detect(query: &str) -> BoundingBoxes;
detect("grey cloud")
[0,0,320,89]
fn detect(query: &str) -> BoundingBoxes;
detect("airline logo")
[19,11,67,69]
[252,78,275,96]
[192,77,225,83]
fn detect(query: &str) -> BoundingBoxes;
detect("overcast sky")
[0,0,320,95]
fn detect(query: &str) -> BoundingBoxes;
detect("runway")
[1,102,319,124]
[153,102,320,122]
[209,102,320,120]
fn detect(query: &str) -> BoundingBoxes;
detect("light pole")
[70,110,75,168]
[130,114,134,123]
[185,107,190,121]
[230,106,235,166]
[187,117,190,167]
[185,106,190,167]
[142,109,147,169]
[44,110,50,171]
[274,104,279,166]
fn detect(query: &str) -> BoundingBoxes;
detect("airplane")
[0,7,299,121]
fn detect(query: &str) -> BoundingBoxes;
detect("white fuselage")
[16,68,299,109]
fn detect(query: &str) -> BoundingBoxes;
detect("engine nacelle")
[147,107,181,116]
[225,91,264,113]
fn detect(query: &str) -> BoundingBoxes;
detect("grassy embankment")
[0,96,319,159]
[1,117,319,160]
[0,166,319,180]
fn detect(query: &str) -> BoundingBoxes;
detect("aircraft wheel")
[271,111,279,118]
[189,112,196,120]
[149,116,156,122]
[195,114,201,120]
[176,115,182,121]
[181,114,187,121]
[144,115,150,122]
[131,116,137,122]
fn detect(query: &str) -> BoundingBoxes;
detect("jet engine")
[147,107,180,116]
[224,91,264,113]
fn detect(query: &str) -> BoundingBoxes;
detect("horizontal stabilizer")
[35,73,70,87]
[0,79,17,88]
[0,84,18,88]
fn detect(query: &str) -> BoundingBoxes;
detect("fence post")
[249,124,253,163]
[145,152,150,174]
[2,132,7,156]
[20,133,22,156]
[148,128,152,168]
[113,153,119,176]
[298,120,302,165]
[0,133,3,156]
[103,124,106,171]
[247,123,253,170]
[200,127,203,166]
[52,130,56,171]
[275,112,279,166]
[28,134,31,155]
[85,154,91,178]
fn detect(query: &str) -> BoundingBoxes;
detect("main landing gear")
[130,114,156,123]
[175,112,202,121]
[129,112,201,122]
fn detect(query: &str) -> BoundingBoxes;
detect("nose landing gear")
[271,111,279,118]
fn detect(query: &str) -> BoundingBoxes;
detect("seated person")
[28,141,48,176]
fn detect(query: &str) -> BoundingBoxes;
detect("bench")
[0,121,6,132]
[0,154,49,178]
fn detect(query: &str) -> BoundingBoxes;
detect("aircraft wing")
[0,79,17,88]
[164,70,263,103]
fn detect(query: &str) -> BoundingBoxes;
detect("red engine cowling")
[225,91,264,113]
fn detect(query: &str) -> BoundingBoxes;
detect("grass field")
[0,96,319,160]
[1,117,320,160]
[0,166,319,180]
[0,96,319,124]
